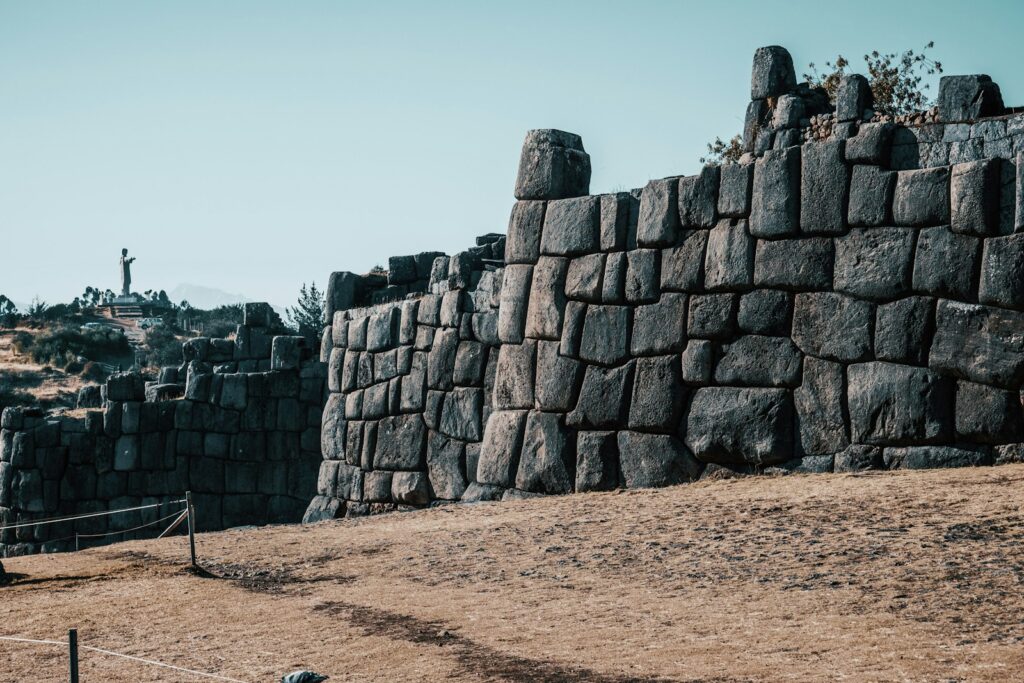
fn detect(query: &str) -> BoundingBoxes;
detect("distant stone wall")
[0,304,326,557]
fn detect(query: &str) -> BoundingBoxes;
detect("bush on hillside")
[13,326,130,367]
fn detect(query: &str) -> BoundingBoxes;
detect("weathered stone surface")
[847,362,953,445]
[751,147,800,238]
[427,432,467,500]
[439,387,483,441]
[541,196,600,256]
[883,445,992,470]
[737,289,791,335]
[625,249,659,304]
[579,305,630,366]
[534,341,583,412]
[912,227,980,300]
[833,444,884,472]
[836,74,871,121]
[792,293,874,362]
[660,232,707,292]
[374,414,426,470]
[567,362,634,429]
[476,410,528,488]
[628,355,684,432]
[505,201,545,264]
[678,166,719,228]
[955,380,1023,443]
[600,251,626,303]
[950,159,1000,236]
[834,228,916,301]
[794,357,848,455]
[302,495,343,523]
[600,192,634,251]
[320,394,346,460]
[718,163,753,218]
[617,431,702,488]
[493,341,536,409]
[687,294,736,340]
[325,272,360,321]
[565,253,605,302]
[515,129,591,200]
[497,264,532,343]
[979,233,1024,309]
[271,336,305,370]
[575,431,619,492]
[637,178,680,247]
[848,165,895,226]
[714,335,802,387]
[363,470,393,503]
[685,387,794,465]
[800,140,848,235]
[772,94,804,129]
[559,301,586,358]
[930,300,1024,389]
[743,99,769,153]
[400,352,428,412]
[750,45,795,99]
[388,255,417,285]
[106,372,145,402]
[631,293,686,356]
[893,168,950,226]
[427,328,458,390]
[391,471,431,505]
[453,342,486,386]
[937,75,1004,122]
[524,257,568,340]
[875,297,935,365]
[680,339,713,384]
[515,411,573,494]
[753,238,833,290]
[845,123,895,165]
[704,219,754,290]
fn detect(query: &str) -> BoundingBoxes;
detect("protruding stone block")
[687,293,736,340]
[660,232,708,292]
[567,362,634,429]
[883,445,992,470]
[848,165,895,226]
[677,166,719,228]
[795,357,848,455]
[637,178,680,247]
[497,264,532,343]
[600,192,635,252]
[541,196,600,256]
[493,341,536,409]
[848,362,953,445]
[750,46,796,99]
[628,355,684,432]
[680,339,713,385]
[912,227,980,300]
[950,159,1000,236]
[625,249,659,304]
[751,147,800,237]
[875,297,935,366]
[955,380,1024,444]
[892,167,950,226]
[845,123,895,165]
[374,414,426,470]
[714,335,802,388]
[631,293,686,356]
[271,336,304,370]
[617,431,702,488]
[505,201,545,264]
[833,228,916,301]
[565,253,605,302]
[792,292,874,362]
[439,387,483,442]
[427,432,467,500]
[753,238,833,290]
[930,300,1024,389]
[575,431,619,492]
[937,75,1004,122]
[704,219,754,290]
[579,305,630,366]
[391,471,431,506]
[515,411,573,494]
[685,387,794,465]
[737,289,791,335]
[534,341,583,412]
[524,257,568,340]
[980,234,1024,309]
[515,129,591,200]
[476,409,528,488]
[717,163,753,217]
[836,74,872,121]
[800,140,849,235]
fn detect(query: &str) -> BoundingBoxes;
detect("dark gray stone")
[565,253,605,302]
[400,352,428,412]
[743,99,770,153]
[893,168,950,226]
[955,380,1023,444]
[601,251,626,303]
[388,255,417,285]
[979,233,1024,309]
[575,431,619,492]
[271,336,304,370]
[567,362,634,429]
[704,219,754,290]
[535,341,583,412]
[912,227,980,300]
[631,293,686,356]
[714,335,802,388]
[374,414,426,470]
[794,357,848,455]
[753,237,834,290]
[937,75,1004,122]
[515,129,591,200]
[836,74,872,121]
[439,387,483,442]
[772,94,804,128]
[625,249,660,304]
[845,123,895,165]
[833,444,884,472]
[737,289,791,335]
[687,293,736,340]
[391,471,431,506]
[302,495,343,524]
[427,328,458,390]
[493,341,536,409]
[541,196,600,256]
[363,470,393,503]
[848,165,895,226]
[515,411,573,494]
[106,372,145,402]
[660,232,708,292]
[600,192,635,251]
[792,293,874,362]
[847,362,953,445]
[951,159,1000,236]
[579,305,630,366]
[834,228,916,301]
[678,166,719,228]
[476,409,528,488]
[750,45,795,99]
[559,300,586,358]
[875,297,935,365]
[637,178,680,247]
[505,201,545,264]
[930,300,1024,389]
[427,432,467,500]
[524,257,568,340]
[453,341,486,386]
[883,445,992,470]
[680,339,713,384]
[800,140,849,235]
[718,163,753,218]
[750,147,800,238]
[628,355,684,432]
[617,431,702,488]
[685,387,794,465]
[497,264,532,343]
[320,394,346,460]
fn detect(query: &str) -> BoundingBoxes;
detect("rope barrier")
[0,499,187,532]
[74,508,187,540]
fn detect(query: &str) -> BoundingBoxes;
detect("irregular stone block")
[515,411,573,494]
[559,300,586,358]
[955,380,1023,443]
[106,372,145,402]
[892,167,950,226]
[912,227,980,300]
[717,163,753,217]
[848,165,895,226]
[792,292,874,362]
[875,297,935,365]
[750,147,800,238]
[714,335,802,387]
[320,394,347,460]
[680,339,713,384]
[800,140,849,235]
[388,255,417,285]
[979,233,1024,309]
[524,256,568,340]
[794,357,848,455]
[541,196,600,256]
[271,336,304,370]
[631,293,686,355]
[515,129,591,200]
[535,341,583,412]
[575,431,619,492]
[950,159,1000,236]
[453,341,486,386]
[391,471,431,506]
[687,293,736,340]
[579,305,630,366]
[753,237,833,290]
[677,165,718,227]
[601,251,626,303]
[493,341,536,409]
[302,495,343,524]
[505,201,545,264]
[600,192,635,251]
[637,178,680,247]
[937,75,1004,122]
[685,387,794,465]
[930,300,1024,389]
[836,74,871,121]
[617,431,702,488]
[743,99,769,153]
[476,409,528,488]
[567,362,635,429]
[374,414,426,470]
[439,387,483,442]
[628,355,684,432]
[427,328,458,390]
[660,232,708,292]
[565,253,605,302]
[833,444,884,472]
[834,228,916,301]
[704,219,754,290]
[497,264,532,343]
[845,123,895,165]
[883,445,992,470]
[847,362,953,445]
[772,94,804,128]
[625,249,659,304]
[750,45,795,99]
[737,289,791,335]
[427,432,467,500]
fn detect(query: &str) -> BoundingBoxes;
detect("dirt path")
[2,465,1023,682]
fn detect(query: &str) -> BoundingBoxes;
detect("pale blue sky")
[2,0,1022,308]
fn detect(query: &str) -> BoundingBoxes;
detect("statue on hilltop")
[119,248,136,297]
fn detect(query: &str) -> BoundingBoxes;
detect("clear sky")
[2,0,1022,309]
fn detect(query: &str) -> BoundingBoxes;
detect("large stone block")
[718,163,753,218]
[912,227,980,300]
[271,336,305,370]
[955,380,1024,443]
[388,255,417,285]
[566,362,634,429]
[680,339,713,385]
[750,147,800,238]
[515,411,573,494]
[374,414,426,470]
[792,292,874,362]
[930,300,1024,389]
[750,46,795,99]
[505,201,545,264]
[687,293,736,340]
[937,75,1004,122]
[685,387,794,465]
[579,305,630,366]
[493,341,536,409]
[427,432,467,500]
[559,300,586,358]
[625,249,660,304]
[743,99,769,153]
[453,341,486,386]
[753,237,833,290]
[875,297,935,365]
[979,233,1024,309]
[325,273,360,321]
[800,140,849,235]
[540,196,600,256]
[391,471,431,506]
[714,335,802,388]
[883,445,992,470]
[833,228,916,301]
[845,123,895,165]
[476,409,528,488]
[892,167,950,226]
[628,355,684,432]
[439,387,483,442]
[848,165,895,226]
[427,328,459,390]
[524,257,568,340]
[400,352,428,412]
[637,178,680,247]
[660,232,708,292]
[617,431,702,488]
[515,129,590,200]
[565,253,605,302]
[601,251,626,303]
[600,192,635,251]
[704,219,754,290]
[794,356,848,455]
[737,289,791,335]
[847,362,953,445]
[835,74,872,121]
[320,394,346,460]
[678,166,719,228]
[575,431,619,492]
[497,264,532,343]
[106,372,145,402]
[534,341,583,412]
[631,293,686,356]
[950,159,1000,237]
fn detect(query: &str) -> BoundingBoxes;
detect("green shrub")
[14,326,130,366]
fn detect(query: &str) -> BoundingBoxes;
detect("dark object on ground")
[281,671,328,683]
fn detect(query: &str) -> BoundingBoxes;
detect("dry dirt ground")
[2,465,1023,682]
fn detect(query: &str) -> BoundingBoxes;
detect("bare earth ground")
[0,330,83,409]
[2,465,1023,682]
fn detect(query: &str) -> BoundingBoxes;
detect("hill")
[2,465,1023,681]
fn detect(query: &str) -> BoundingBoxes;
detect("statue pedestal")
[108,295,142,305]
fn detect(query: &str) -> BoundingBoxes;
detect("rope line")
[74,508,187,540]
[0,635,65,647]
[0,499,187,531]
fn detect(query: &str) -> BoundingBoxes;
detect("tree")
[0,295,19,328]
[287,282,325,349]
[700,135,744,165]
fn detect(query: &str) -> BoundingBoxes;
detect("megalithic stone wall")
[0,304,326,557]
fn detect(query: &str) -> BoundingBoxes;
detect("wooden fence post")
[186,490,197,568]
[68,629,79,683]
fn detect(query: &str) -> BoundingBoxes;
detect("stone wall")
[0,304,326,556]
